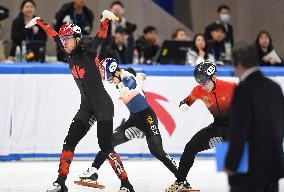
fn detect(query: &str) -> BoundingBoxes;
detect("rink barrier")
[1,63,284,162]
[0,153,214,161]
[0,63,284,76]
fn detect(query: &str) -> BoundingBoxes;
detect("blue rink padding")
[0,63,283,162]
[0,62,284,76]
[0,153,214,161]
[216,142,249,173]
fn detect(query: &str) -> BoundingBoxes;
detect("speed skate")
[74,179,105,189]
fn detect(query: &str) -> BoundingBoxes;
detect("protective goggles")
[198,80,211,86]
[107,74,121,83]
[59,35,74,42]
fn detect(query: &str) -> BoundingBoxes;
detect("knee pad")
[208,137,223,148]
[89,114,96,127]
[125,126,144,140]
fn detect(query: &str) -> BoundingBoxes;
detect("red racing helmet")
[59,23,82,37]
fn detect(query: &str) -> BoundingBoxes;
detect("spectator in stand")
[207,24,226,63]
[255,31,283,66]
[109,1,136,36]
[135,26,160,64]
[171,28,191,41]
[53,0,94,61]
[0,5,9,21]
[99,26,132,64]
[0,5,9,61]
[109,1,136,63]
[204,4,233,47]
[186,34,214,65]
[8,0,47,61]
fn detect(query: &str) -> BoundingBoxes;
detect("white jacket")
[186,49,215,66]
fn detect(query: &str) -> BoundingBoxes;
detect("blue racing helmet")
[99,58,118,80]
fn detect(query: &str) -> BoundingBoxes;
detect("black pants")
[230,179,279,192]
[57,98,129,184]
[176,123,227,182]
[62,96,114,151]
[92,107,178,177]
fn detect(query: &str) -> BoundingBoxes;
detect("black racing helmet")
[194,61,217,84]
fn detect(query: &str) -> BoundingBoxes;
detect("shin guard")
[107,152,128,180]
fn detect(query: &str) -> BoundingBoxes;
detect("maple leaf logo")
[71,65,86,79]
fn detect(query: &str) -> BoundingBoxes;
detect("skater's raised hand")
[100,10,119,22]
[25,17,41,28]
[179,101,189,111]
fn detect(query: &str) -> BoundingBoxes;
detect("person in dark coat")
[135,26,160,64]
[225,43,284,192]
[255,31,284,66]
[53,0,94,61]
[107,1,136,63]
[99,26,132,64]
[0,5,9,21]
[9,0,47,60]
[204,4,233,46]
[207,24,226,61]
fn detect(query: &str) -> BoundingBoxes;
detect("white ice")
[0,158,283,192]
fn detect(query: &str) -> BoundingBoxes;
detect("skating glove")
[100,10,119,22]
[117,83,130,98]
[136,73,146,81]
[179,100,189,111]
[25,17,41,28]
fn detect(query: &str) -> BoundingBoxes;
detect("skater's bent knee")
[149,146,166,158]
[63,119,87,150]
[183,142,200,155]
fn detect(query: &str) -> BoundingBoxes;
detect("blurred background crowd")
[0,0,283,67]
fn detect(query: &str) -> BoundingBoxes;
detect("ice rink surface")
[0,158,283,192]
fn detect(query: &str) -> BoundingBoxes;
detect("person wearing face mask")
[8,0,47,61]
[204,4,234,57]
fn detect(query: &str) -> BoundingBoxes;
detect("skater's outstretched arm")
[179,86,199,111]
[89,10,119,52]
[25,17,64,50]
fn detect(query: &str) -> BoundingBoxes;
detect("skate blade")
[181,189,200,192]
[74,180,105,189]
